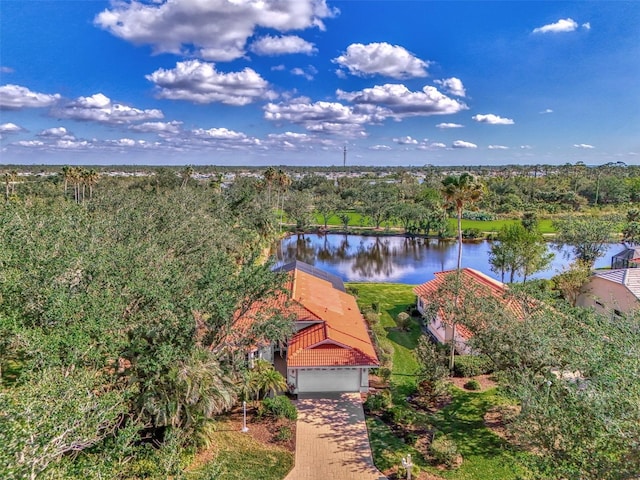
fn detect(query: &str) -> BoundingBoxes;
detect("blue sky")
[1,1,638,166]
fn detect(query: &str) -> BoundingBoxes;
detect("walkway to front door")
[284,393,387,480]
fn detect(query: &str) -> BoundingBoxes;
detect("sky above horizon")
[1,1,639,167]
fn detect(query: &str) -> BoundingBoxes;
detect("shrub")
[274,425,293,442]
[462,228,482,239]
[364,311,380,326]
[453,355,493,378]
[371,301,381,313]
[396,312,411,331]
[462,210,496,221]
[260,395,297,420]
[430,434,462,468]
[364,390,391,412]
[464,379,481,391]
[346,285,359,296]
[376,366,392,383]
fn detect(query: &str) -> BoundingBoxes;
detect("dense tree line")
[0,179,291,478]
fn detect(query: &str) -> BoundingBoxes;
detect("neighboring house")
[610,246,640,269]
[577,268,640,316]
[413,268,527,354]
[238,261,378,394]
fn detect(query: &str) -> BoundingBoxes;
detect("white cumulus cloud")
[452,140,477,149]
[533,18,578,34]
[472,113,514,125]
[540,108,553,114]
[394,136,418,145]
[488,145,509,150]
[38,127,72,138]
[264,98,383,136]
[333,42,429,79]
[370,144,392,151]
[129,121,183,134]
[573,143,595,149]
[0,84,61,109]
[436,122,463,129]
[95,0,336,62]
[250,35,316,56]
[337,84,467,118]
[146,60,273,106]
[0,122,23,133]
[434,77,466,97]
[55,93,163,124]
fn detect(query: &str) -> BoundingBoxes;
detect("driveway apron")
[284,392,387,480]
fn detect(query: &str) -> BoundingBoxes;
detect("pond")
[276,233,620,284]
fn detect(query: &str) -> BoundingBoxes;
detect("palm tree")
[181,165,194,189]
[3,172,11,201]
[441,173,484,370]
[249,359,287,399]
[85,169,99,199]
[276,170,291,232]
[264,166,277,207]
[61,165,72,195]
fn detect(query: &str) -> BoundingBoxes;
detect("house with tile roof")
[577,268,640,317]
[413,268,526,354]
[241,261,378,394]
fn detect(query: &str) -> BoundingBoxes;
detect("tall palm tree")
[181,165,194,189]
[441,173,484,370]
[61,165,72,195]
[276,170,291,232]
[85,169,99,199]
[264,166,277,207]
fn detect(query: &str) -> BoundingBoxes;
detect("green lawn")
[348,282,420,383]
[188,429,293,480]
[350,282,523,479]
[313,211,556,235]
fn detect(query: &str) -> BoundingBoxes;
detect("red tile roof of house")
[413,268,527,340]
[231,265,378,368]
[286,269,378,367]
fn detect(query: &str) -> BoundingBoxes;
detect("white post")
[241,401,249,433]
[401,453,413,480]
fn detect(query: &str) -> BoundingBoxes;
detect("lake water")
[276,233,620,284]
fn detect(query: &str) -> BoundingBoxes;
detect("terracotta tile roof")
[231,263,378,368]
[413,268,527,340]
[287,269,378,368]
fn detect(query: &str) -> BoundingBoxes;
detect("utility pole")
[343,144,347,168]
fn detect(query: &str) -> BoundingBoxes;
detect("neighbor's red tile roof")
[414,268,527,339]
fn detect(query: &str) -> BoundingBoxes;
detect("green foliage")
[462,210,496,221]
[259,395,297,421]
[464,379,482,391]
[396,311,411,331]
[273,425,293,442]
[364,390,392,412]
[553,216,618,266]
[453,355,493,378]
[462,227,482,239]
[430,434,461,468]
[363,310,380,326]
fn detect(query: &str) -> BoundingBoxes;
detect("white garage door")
[297,368,360,393]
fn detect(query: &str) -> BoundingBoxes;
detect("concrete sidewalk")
[284,393,387,480]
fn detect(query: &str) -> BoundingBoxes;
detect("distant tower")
[343,144,347,168]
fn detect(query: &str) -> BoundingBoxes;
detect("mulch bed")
[222,404,297,452]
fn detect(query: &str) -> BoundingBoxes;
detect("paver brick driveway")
[284,393,387,480]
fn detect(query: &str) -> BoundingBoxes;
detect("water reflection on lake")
[276,233,619,284]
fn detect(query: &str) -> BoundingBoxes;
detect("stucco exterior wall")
[578,277,639,315]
